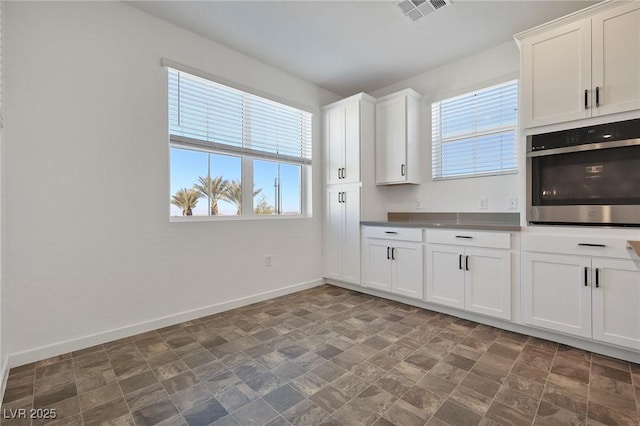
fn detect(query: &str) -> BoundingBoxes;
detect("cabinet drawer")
[523,234,634,259]
[363,226,423,242]
[426,229,511,249]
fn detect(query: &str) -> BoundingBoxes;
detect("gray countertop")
[361,221,521,232]
[362,212,522,232]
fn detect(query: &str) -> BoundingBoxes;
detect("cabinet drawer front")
[523,234,633,259]
[425,229,511,249]
[363,226,423,242]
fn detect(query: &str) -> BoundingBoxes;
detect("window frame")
[431,79,519,181]
[165,62,312,221]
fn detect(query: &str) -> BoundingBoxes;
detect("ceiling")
[129,0,598,96]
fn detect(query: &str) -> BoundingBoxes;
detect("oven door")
[527,140,640,225]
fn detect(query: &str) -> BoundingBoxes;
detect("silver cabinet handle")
[401,164,405,176]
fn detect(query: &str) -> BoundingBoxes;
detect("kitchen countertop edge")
[361,221,522,232]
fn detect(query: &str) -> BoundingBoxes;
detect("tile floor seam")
[585,356,596,421]
[447,331,503,426]
[529,339,559,426]
[413,322,477,426]
[30,366,36,426]
[69,349,85,425]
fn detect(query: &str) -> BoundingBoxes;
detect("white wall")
[0,0,7,390]
[3,2,338,365]
[370,41,522,213]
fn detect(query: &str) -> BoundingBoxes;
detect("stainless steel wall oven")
[527,118,640,226]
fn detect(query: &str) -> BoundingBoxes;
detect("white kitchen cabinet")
[522,233,640,350]
[426,231,512,320]
[363,237,393,292]
[591,258,640,349]
[325,97,367,185]
[362,227,423,299]
[325,185,361,285]
[517,1,640,128]
[323,94,385,286]
[592,2,640,117]
[425,244,464,309]
[375,89,421,185]
[464,247,512,319]
[522,252,592,338]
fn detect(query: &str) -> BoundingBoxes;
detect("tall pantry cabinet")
[323,94,385,284]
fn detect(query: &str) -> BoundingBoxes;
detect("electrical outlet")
[479,197,488,209]
[509,197,518,209]
[265,255,272,267]
[416,199,422,209]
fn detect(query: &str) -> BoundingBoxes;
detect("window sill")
[169,214,311,223]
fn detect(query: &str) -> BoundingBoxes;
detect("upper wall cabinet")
[375,89,422,185]
[517,1,640,128]
[324,94,375,185]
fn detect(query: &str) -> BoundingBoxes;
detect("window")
[168,68,312,218]
[431,80,518,180]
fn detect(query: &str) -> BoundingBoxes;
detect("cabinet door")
[522,19,592,128]
[324,188,344,281]
[464,248,511,320]
[326,107,345,185]
[425,244,464,309]
[592,2,640,117]
[592,258,640,350]
[392,242,423,300]
[341,187,361,285]
[343,100,361,184]
[363,239,392,292]
[376,96,407,184]
[522,253,591,338]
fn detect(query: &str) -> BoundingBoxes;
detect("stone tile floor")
[2,284,639,426]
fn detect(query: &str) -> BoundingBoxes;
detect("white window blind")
[432,80,518,180]
[168,68,312,165]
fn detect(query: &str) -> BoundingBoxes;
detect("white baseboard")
[9,279,324,368]
[328,280,640,364]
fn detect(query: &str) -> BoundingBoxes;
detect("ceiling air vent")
[397,0,451,21]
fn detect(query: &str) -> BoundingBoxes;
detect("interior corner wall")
[370,41,522,213]
[3,1,339,366]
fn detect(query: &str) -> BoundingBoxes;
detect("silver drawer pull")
[578,243,606,248]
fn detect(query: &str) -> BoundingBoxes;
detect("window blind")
[432,80,518,180]
[168,68,312,165]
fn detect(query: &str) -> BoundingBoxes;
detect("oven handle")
[526,138,640,158]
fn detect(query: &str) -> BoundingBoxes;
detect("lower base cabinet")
[425,230,512,321]
[523,251,640,350]
[362,227,423,299]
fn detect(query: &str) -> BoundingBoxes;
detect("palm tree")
[254,195,275,215]
[171,188,201,216]
[223,180,262,215]
[193,176,227,215]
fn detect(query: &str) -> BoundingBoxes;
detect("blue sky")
[170,147,301,216]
